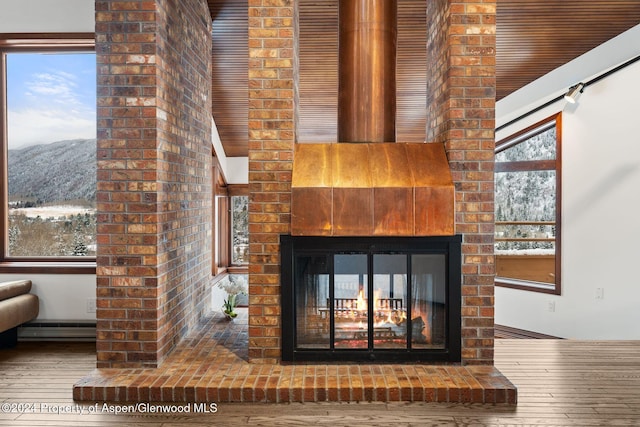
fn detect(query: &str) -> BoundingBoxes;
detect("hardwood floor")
[1,340,640,426]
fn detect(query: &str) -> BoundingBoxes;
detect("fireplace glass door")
[282,236,461,362]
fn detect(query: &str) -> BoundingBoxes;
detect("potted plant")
[218,275,247,320]
[222,295,239,319]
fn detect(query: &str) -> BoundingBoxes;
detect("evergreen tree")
[72,226,88,256]
[8,225,20,255]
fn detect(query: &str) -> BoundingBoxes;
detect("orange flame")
[356,289,367,311]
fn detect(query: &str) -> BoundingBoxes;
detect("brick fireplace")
[248,0,497,367]
[79,0,515,405]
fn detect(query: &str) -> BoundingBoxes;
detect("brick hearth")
[74,309,516,404]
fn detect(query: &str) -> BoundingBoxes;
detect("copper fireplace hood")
[291,0,454,237]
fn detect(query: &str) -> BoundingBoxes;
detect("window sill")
[227,265,248,274]
[0,261,96,274]
[496,277,560,295]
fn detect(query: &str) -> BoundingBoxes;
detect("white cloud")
[8,107,95,148]
[8,66,95,148]
[25,71,82,106]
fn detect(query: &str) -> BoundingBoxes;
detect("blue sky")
[7,52,96,149]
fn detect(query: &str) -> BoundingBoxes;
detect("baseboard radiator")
[18,322,96,341]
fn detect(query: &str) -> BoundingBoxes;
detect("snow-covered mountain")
[8,138,96,206]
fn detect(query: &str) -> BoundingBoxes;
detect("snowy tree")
[8,225,20,255]
[231,196,249,264]
[72,226,88,256]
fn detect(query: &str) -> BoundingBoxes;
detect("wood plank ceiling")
[497,0,640,99]
[208,0,640,158]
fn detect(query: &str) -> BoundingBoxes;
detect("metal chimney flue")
[291,0,455,237]
[338,0,397,143]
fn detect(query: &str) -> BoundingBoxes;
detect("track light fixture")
[564,83,585,104]
[497,55,640,132]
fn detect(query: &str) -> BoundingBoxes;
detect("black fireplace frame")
[280,235,462,363]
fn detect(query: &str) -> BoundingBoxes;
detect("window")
[231,195,248,265]
[494,113,562,294]
[0,36,96,272]
[212,157,229,276]
[211,162,248,275]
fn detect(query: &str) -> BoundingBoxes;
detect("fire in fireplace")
[281,235,461,362]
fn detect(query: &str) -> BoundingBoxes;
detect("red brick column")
[95,0,212,368]
[427,0,497,365]
[247,0,295,364]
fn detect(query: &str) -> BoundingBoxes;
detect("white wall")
[0,274,96,321]
[0,0,94,33]
[212,118,249,184]
[495,26,640,339]
[1,1,96,322]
